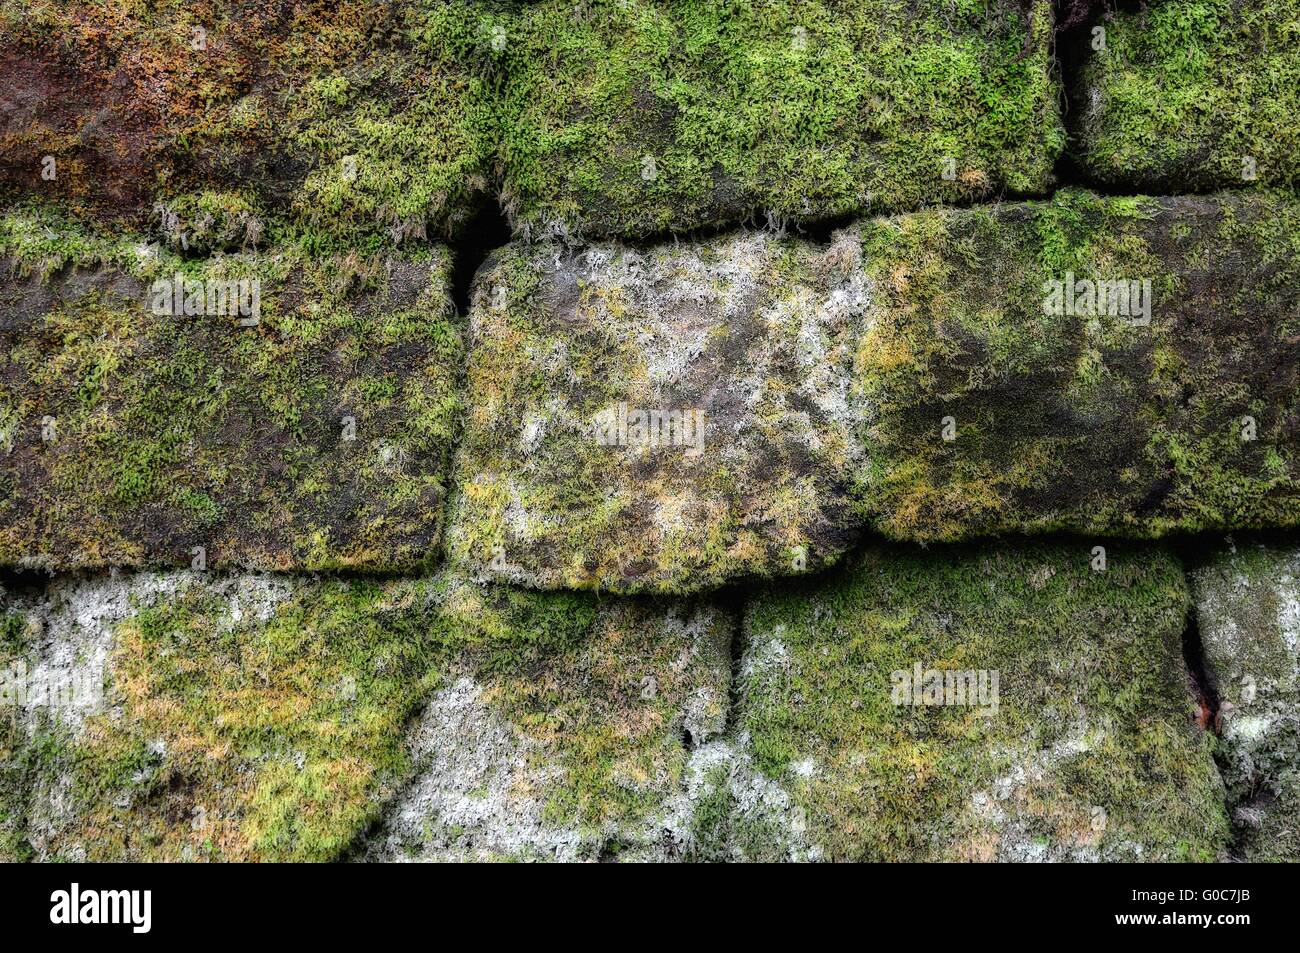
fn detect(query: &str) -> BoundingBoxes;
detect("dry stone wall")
[0,0,1297,861]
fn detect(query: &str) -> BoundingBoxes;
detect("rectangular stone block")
[0,211,463,571]
[449,231,871,593]
[501,0,1062,239]
[856,189,1300,543]
[702,541,1227,861]
[0,569,731,861]
[1073,0,1299,193]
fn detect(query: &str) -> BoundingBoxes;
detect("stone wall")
[1,0,1296,861]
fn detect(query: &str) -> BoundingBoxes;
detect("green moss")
[36,570,730,860]
[852,188,1300,542]
[500,0,1063,239]
[0,206,464,572]
[729,540,1228,861]
[1076,0,1300,193]
[0,1,503,251]
[449,230,865,594]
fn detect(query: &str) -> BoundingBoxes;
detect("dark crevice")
[1052,0,1147,191]
[0,567,50,602]
[1181,610,1221,735]
[720,584,750,735]
[450,201,511,317]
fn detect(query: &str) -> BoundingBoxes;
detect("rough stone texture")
[1192,541,1300,862]
[708,541,1228,861]
[854,189,1300,543]
[0,209,463,572]
[501,0,1063,240]
[0,0,500,251]
[453,191,1300,593]
[1074,0,1299,194]
[364,590,732,861]
[0,569,731,861]
[448,230,870,593]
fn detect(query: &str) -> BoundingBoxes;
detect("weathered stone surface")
[1192,541,1300,862]
[699,541,1227,861]
[0,570,731,861]
[0,211,463,571]
[854,189,1300,542]
[453,191,1300,592]
[448,230,869,594]
[1074,0,1299,194]
[501,0,1062,240]
[0,1,500,250]
[364,587,732,861]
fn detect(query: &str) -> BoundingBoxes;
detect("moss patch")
[720,540,1228,861]
[0,206,464,572]
[500,0,1062,239]
[1075,0,1300,194]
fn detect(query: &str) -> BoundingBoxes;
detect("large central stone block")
[449,229,871,592]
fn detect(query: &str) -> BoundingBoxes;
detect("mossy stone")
[713,540,1228,861]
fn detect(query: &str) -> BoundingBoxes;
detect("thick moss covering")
[501,0,1063,239]
[1192,541,1300,862]
[854,189,1300,542]
[0,0,503,252]
[709,541,1228,861]
[0,209,463,571]
[1074,1,1300,193]
[8,570,729,861]
[449,230,869,594]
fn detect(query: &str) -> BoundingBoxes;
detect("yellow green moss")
[1,206,463,572]
[28,570,730,861]
[723,540,1229,861]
